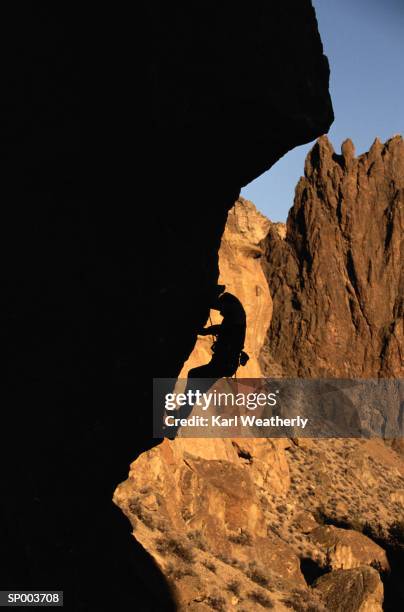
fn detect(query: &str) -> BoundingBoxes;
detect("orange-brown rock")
[262,135,404,378]
[180,197,272,379]
[310,525,390,572]
[314,566,384,612]
[292,510,319,534]
[114,439,308,610]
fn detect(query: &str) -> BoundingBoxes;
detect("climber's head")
[217,292,238,315]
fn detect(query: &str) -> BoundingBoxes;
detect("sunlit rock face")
[180,197,273,379]
[262,135,404,379]
[114,438,309,611]
[313,566,384,612]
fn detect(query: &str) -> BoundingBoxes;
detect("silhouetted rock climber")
[164,288,249,438]
[188,289,247,382]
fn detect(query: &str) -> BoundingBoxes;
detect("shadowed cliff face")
[151,2,334,382]
[1,3,332,611]
[262,135,404,379]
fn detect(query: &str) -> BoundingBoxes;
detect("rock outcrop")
[124,201,296,606]
[313,566,384,612]
[310,525,389,572]
[114,438,305,611]
[180,197,273,379]
[120,137,404,610]
[262,135,404,379]
[118,433,404,609]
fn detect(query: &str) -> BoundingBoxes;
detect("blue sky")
[241,0,404,221]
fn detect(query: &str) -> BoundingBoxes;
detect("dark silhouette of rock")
[1,2,332,610]
[262,135,404,379]
[151,2,333,384]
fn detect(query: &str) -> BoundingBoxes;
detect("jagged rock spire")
[264,135,404,379]
[341,138,355,164]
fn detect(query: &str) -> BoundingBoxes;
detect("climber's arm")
[199,324,221,336]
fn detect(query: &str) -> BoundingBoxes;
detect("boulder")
[310,525,389,572]
[314,566,383,612]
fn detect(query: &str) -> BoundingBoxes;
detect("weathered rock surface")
[262,135,404,379]
[115,431,404,609]
[114,438,316,611]
[310,525,389,572]
[180,197,273,378]
[314,566,384,612]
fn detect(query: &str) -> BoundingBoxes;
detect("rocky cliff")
[117,202,301,609]
[180,198,274,379]
[262,135,404,379]
[118,138,404,611]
